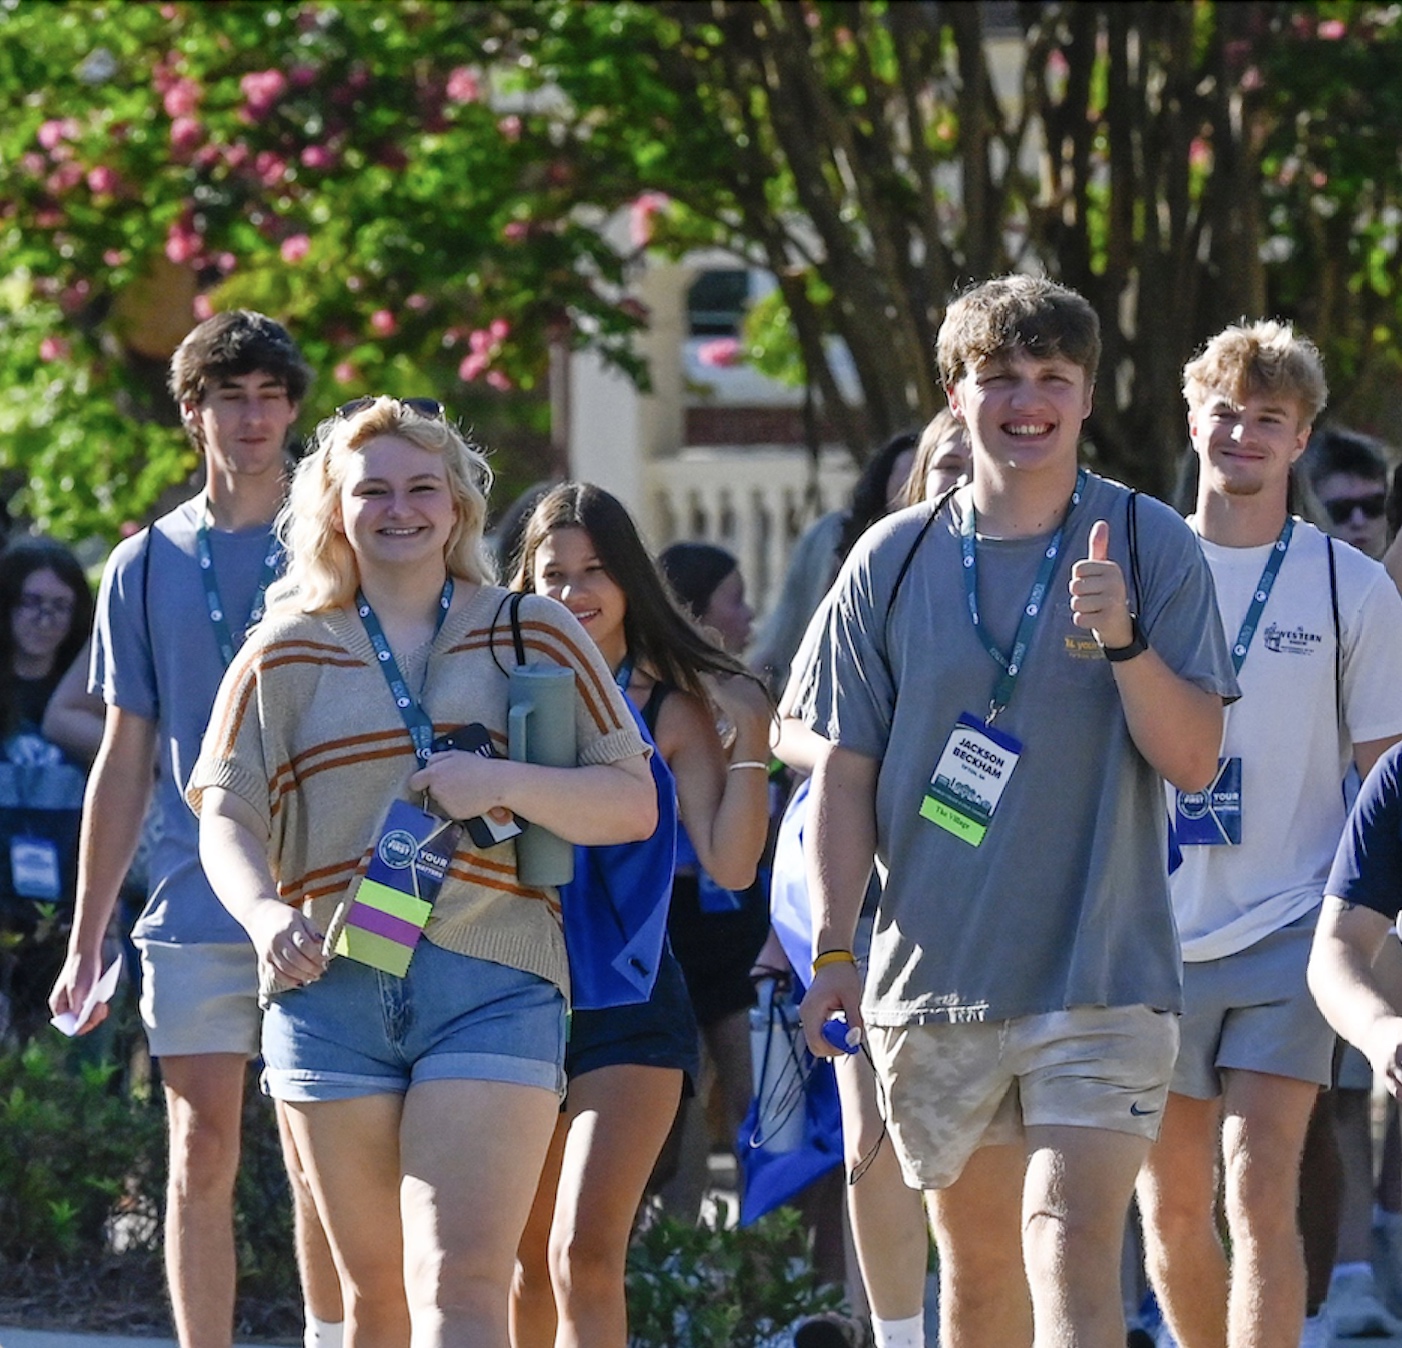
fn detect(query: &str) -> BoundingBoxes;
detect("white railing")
[644,445,858,620]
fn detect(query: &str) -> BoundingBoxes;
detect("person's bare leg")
[1136,1091,1228,1348]
[277,1099,345,1338]
[1022,1124,1147,1348]
[284,1094,410,1347]
[160,1052,248,1348]
[1296,1092,1341,1315]
[400,1078,559,1348]
[550,1064,682,1348]
[925,1142,1031,1348]
[1220,1070,1318,1348]
[511,1117,567,1348]
[836,1052,927,1322]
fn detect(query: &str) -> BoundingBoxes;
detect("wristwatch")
[1100,615,1148,663]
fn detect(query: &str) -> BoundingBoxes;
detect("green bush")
[625,1209,845,1347]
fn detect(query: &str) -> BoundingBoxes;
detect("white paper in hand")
[50,953,123,1036]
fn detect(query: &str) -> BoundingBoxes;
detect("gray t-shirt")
[796,473,1238,1025]
[91,497,278,945]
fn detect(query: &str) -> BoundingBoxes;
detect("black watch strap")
[1100,615,1148,663]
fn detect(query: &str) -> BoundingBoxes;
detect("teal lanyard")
[195,507,283,670]
[960,467,1087,723]
[1226,517,1294,676]
[356,579,455,762]
[613,654,634,693]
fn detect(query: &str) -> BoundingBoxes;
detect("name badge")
[920,713,1023,847]
[11,836,60,901]
[1174,757,1242,846]
[334,801,463,976]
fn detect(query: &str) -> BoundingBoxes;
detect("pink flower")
[406,293,429,311]
[86,165,119,194]
[223,142,250,171]
[485,369,512,392]
[240,69,289,119]
[35,209,64,228]
[498,115,522,143]
[503,220,530,242]
[446,67,480,103]
[37,119,79,151]
[629,191,670,248]
[299,144,336,170]
[370,309,397,336]
[254,151,287,187]
[162,77,202,120]
[165,219,203,265]
[21,153,46,175]
[488,318,510,342]
[458,352,489,382]
[170,117,203,152]
[38,336,71,362]
[333,361,358,385]
[102,248,126,266]
[45,164,84,195]
[468,328,493,354]
[1189,137,1212,170]
[280,234,311,263]
[289,63,318,89]
[697,337,742,368]
[1318,18,1347,39]
[192,295,215,321]
[1047,49,1070,79]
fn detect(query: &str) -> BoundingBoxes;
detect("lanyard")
[1226,517,1294,676]
[961,467,1086,723]
[613,654,634,693]
[356,578,455,762]
[196,506,283,670]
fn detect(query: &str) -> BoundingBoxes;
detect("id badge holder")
[334,801,463,976]
[11,835,60,900]
[919,712,1023,847]
[1174,757,1242,845]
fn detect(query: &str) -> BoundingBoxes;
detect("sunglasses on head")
[334,396,444,420]
[1323,493,1386,525]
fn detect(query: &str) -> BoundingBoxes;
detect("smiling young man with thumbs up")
[794,275,1237,1348]
[1135,322,1402,1348]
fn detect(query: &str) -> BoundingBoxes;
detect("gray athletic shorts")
[137,939,260,1059]
[868,1004,1179,1190]
[1173,906,1335,1098]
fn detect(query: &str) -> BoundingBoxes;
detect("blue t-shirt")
[1327,742,1402,923]
[91,497,277,945]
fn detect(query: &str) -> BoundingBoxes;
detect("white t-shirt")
[1170,520,1402,961]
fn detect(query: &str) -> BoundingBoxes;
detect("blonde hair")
[1182,320,1328,424]
[268,397,495,615]
[900,407,968,508]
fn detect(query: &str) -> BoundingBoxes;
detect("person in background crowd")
[898,407,972,508]
[1306,425,1391,560]
[751,430,917,695]
[48,311,344,1348]
[0,537,94,1042]
[510,485,771,1348]
[653,541,770,1218]
[192,401,655,1347]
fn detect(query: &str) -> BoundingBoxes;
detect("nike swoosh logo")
[1129,1102,1159,1117]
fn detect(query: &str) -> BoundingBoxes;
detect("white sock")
[304,1313,344,1348]
[871,1312,924,1348]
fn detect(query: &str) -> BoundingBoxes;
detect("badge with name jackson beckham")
[1174,757,1242,846]
[920,713,1024,847]
[334,801,463,976]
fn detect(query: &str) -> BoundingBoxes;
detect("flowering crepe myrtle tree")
[1,0,1400,539]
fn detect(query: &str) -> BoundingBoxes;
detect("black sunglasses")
[1323,493,1386,525]
[334,396,444,420]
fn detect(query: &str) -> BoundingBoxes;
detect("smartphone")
[429,723,527,848]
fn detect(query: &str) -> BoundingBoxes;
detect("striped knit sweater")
[187,584,647,995]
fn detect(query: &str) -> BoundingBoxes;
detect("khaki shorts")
[138,939,260,1059]
[868,1004,1179,1189]
[1174,908,1334,1098]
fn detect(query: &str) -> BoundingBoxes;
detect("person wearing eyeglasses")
[1306,425,1392,561]
[47,311,350,1348]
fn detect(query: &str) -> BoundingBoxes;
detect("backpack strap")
[1126,490,1144,616]
[508,591,528,667]
[878,484,960,682]
[1326,535,1342,728]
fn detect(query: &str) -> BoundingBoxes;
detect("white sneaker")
[1329,1264,1402,1337]
[1298,1305,1332,1348]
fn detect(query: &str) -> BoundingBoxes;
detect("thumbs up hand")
[1069,519,1133,647]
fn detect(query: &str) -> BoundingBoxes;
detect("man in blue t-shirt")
[48,311,342,1348]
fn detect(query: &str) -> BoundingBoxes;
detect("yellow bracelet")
[728,759,769,772]
[811,948,856,973]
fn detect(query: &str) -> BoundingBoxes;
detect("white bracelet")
[728,760,768,772]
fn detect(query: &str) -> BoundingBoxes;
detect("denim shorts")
[261,939,567,1103]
